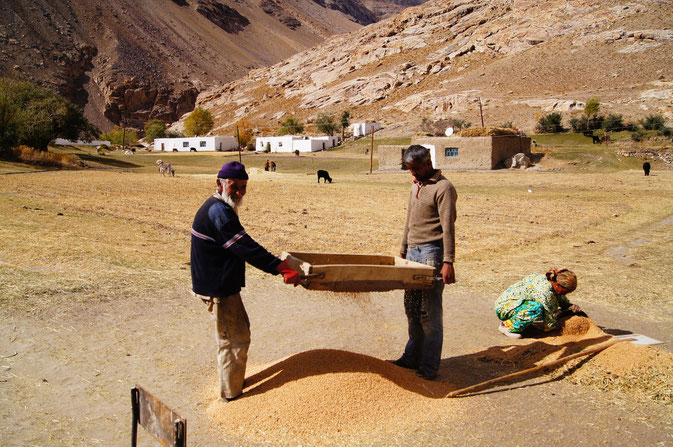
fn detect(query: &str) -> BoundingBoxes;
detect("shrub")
[569,116,589,133]
[6,145,75,166]
[603,114,624,132]
[631,128,646,142]
[640,114,665,131]
[536,112,565,133]
[501,121,514,128]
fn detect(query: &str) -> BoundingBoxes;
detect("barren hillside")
[190,0,673,135]
[0,0,374,129]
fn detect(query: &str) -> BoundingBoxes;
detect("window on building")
[278,142,283,147]
[182,141,189,148]
[445,147,459,157]
[200,141,206,147]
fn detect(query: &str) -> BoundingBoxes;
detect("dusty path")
[1,272,670,446]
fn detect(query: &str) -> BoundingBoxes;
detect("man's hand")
[276,260,301,287]
[441,262,455,285]
[568,304,582,314]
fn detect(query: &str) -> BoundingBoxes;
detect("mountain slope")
[191,0,673,135]
[0,0,369,130]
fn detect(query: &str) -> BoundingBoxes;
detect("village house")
[378,135,532,171]
[255,135,339,153]
[153,136,238,152]
[351,122,382,138]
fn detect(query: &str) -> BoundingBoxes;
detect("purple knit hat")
[217,161,248,180]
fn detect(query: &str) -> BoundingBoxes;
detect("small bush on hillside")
[640,114,666,131]
[659,127,673,138]
[631,128,646,142]
[603,114,624,132]
[569,116,589,133]
[501,121,514,128]
[536,112,565,133]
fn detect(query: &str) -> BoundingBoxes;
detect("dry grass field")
[1,145,672,445]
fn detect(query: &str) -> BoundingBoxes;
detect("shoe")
[220,393,241,403]
[416,370,437,381]
[499,322,522,339]
[387,358,418,370]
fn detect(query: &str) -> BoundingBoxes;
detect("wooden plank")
[281,252,436,292]
[134,385,186,447]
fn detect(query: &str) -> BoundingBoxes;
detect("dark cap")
[217,161,248,180]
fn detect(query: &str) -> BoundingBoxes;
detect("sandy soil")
[1,167,672,446]
[1,276,671,446]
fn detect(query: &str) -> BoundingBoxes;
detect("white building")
[255,135,339,153]
[351,122,382,138]
[153,136,238,152]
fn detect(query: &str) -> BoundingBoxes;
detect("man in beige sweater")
[390,145,457,380]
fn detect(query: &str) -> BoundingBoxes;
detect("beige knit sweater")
[400,170,457,263]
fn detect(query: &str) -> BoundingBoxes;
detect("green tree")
[315,113,337,136]
[144,119,166,143]
[535,112,565,133]
[602,114,624,132]
[584,98,600,117]
[0,78,98,152]
[279,116,304,135]
[184,106,214,137]
[100,126,139,145]
[640,114,665,131]
[340,110,351,140]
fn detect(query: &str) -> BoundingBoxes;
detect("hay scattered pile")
[204,317,672,445]
[459,127,520,137]
[205,349,448,445]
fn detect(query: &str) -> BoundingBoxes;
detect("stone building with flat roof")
[378,135,531,171]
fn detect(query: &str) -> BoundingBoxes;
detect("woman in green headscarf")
[494,268,583,339]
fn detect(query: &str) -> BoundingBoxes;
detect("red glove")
[277,260,301,287]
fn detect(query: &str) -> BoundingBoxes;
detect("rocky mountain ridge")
[189,0,673,136]
[2,0,407,130]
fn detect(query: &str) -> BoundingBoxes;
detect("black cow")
[643,162,651,176]
[317,170,332,183]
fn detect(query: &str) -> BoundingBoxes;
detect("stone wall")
[378,136,531,171]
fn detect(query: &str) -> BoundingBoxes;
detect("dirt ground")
[1,167,672,446]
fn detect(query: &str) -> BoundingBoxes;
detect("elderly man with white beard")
[190,161,301,402]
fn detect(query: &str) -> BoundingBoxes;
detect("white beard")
[215,191,243,212]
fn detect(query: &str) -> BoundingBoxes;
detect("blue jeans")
[400,242,444,377]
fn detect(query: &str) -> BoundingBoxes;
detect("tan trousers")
[201,293,251,400]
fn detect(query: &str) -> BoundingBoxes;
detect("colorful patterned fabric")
[546,267,577,292]
[495,274,571,330]
[501,301,544,333]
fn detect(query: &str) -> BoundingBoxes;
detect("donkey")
[156,159,175,177]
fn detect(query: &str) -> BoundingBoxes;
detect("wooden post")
[236,125,241,163]
[122,120,127,148]
[479,98,484,128]
[369,126,374,175]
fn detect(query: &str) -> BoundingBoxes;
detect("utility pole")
[369,126,374,175]
[479,98,485,127]
[236,125,241,163]
[122,119,127,148]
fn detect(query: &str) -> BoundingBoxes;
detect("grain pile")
[205,349,450,445]
[204,317,673,445]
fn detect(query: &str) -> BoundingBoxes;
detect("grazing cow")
[643,161,651,176]
[591,135,601,144]
[317,169,332,183]
[156,159,175,177]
